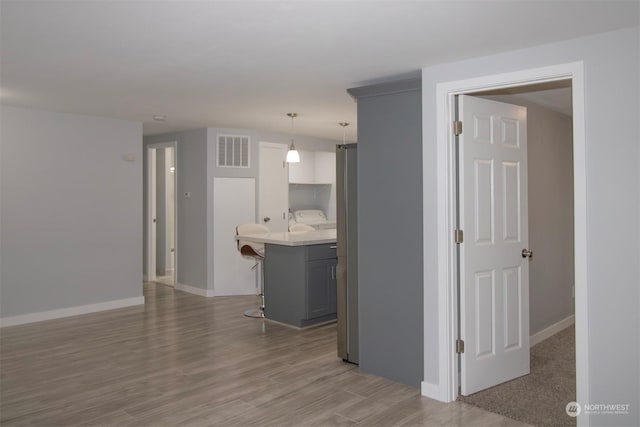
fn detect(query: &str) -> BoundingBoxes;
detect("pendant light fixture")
[339,122,349,144]
[285,113,301,163]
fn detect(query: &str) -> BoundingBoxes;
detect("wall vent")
[217,135,250,168]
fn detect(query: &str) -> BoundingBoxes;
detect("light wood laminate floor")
[1,284,530,426]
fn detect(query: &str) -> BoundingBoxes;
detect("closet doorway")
[147,142,177,287]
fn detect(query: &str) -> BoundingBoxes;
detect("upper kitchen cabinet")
[314,152,336,184]
[289,150,336,184]
[289,150,315,183]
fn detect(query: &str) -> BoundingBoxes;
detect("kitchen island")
[237,229,338,328]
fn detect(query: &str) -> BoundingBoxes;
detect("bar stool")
[236,223,269,318]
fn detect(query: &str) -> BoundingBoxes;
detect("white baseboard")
[175,283,214,297]
[421,381,443,401]
[530,314,575,347]
[0,296,145,327]
[213,289,258,297]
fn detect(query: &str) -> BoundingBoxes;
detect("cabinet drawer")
[307,243,337,261]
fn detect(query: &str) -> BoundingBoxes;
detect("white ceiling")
[1,1,637,141]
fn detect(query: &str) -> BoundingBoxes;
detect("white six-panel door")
[459,95,530,395]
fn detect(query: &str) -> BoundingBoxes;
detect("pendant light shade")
[285,113,301,163]
[286,144,301,163]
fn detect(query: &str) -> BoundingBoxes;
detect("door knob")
[263,216,271,223]
[522,249,533,259]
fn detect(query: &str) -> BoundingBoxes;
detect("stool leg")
[243,258,265,318]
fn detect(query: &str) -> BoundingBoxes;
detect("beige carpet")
[459,325,576,427]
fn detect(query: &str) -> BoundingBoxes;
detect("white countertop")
[237,229,337,246]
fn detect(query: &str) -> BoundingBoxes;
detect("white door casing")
[431,62,587,425]
[259,142,289,232]
[459,95,530,395]
[146,141,178,285]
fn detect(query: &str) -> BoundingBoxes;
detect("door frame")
[146,141,178,284]
[431,62,588,424]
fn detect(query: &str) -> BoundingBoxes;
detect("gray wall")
[207,128,259,292]
[144,127,338,293]
[354,83,423,387]
[483,96,575,335]
[209,128,259,180]
[144,129,208,291]
[421,27,639,425]
[0,105,143,318]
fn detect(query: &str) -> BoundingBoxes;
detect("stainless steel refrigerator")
[336,143,358,364]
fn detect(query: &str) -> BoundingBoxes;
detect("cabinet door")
[314,152,337,220]
[213,178,257,296]
[289,150,315,183]
[314,152,336,184]
[306,259,337,319]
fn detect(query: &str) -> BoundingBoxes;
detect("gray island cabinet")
[236,230,338,328]
[264,243,337,327]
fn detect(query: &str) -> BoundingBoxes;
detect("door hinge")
[454,229,464,244]
[456,339,465,354]
[453,120,463,136]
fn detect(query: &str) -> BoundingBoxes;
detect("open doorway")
[433,62,589,425]
[147,142,177,287]
[455,82,576,425]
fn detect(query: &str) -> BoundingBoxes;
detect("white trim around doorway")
[425,61,589,427]
[146,141,178,286]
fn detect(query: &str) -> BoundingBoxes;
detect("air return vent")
[217,135,250,168]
